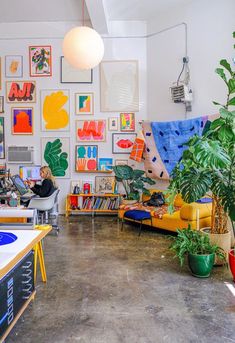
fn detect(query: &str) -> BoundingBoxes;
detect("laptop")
[11,175,34,198]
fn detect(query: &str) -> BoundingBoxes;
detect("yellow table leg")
[34,241,47,283]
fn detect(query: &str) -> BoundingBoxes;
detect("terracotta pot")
[200,227,231,264]
[229,249,235,282]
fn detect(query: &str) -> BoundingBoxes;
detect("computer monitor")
[11,175,29,195]
[19,165,41,181]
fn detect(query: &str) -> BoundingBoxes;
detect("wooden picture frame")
[5,55,23,78]
[75,93,93,115]
[108,117,118,131]
[0,117,5,159]
[98,158,113,171]
[76,120,106,142]
[75,145,98,172]
[115,159,128,166]
[6,81,36,103]
[60,56,93,83]
[95,176,116,194]
[0,96,4,113]
[12,107,33,135]
[120,112,135,132]
[112,133,137,154]
[29,46,52,77]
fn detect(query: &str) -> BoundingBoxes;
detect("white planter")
[200,227,231,264]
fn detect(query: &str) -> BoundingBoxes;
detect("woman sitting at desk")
[26,166,56,197]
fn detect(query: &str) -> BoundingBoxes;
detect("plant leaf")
[220,59,233,76]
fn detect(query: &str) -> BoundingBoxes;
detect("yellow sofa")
[119,190,212,233]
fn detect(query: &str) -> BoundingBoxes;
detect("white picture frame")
[60,57,93,83]
[100,60,139,112]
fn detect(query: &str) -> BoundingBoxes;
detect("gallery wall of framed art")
[0,25,148,213]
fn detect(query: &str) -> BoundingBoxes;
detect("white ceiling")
[0,0,193,24]
[0,0,90,23]
[104,0,193,21]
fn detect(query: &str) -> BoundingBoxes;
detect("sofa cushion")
[180,202,212,221]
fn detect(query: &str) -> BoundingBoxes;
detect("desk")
[0,227,51,342]
[0,207,37,229]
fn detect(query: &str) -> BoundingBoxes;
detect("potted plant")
[170,225,226,277]
[229,248,235,282]
[113,165,155,204]
[167,32,235,254]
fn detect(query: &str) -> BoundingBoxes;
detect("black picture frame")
[60,56,93,84]
[112,133,137,154]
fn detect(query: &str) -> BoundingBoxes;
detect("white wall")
[147,0,235,121]
[0,21,147,213]
[146,0,235,190]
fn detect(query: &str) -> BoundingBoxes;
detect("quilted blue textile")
[151,117,206,175]
[124,210,151,221]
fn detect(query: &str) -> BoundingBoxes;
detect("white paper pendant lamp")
[62,26,104,70]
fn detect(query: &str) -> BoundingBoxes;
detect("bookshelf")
[65,193,120,217]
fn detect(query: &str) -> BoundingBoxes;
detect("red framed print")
[76,120,106,142]
[29,46,52,77]
[12,107,33,135]
[6,81,36,103]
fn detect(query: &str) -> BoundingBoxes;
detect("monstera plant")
[44,138,68,177]
[167,32,235,234]
[113,165,155,201]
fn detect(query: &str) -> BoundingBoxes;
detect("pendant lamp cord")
[82,0,84,26]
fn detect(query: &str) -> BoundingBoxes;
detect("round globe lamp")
[62,26,104,70]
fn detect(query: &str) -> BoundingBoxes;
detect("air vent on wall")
[7,146,34,164]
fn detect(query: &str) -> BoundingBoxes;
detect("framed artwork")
[0,96,4,113]
[6,81,36,103]
[76,120,106,142]
[112,133,137,154]
[100,60,139,112]
[5,55,23,78]
[41,137,70,178]
[95,176,115,194]
[115,159,128,166]
[120,112,135,131]
[75,145,98,172]
[108,117,118,131]
[12,107,33,135]
[0,57,1,90]
[0,117,5,159]
[75,93,93,115]
[29,46,52,77]
[41,89,70,131]
[98,158,113,171]
[60,57,93,83]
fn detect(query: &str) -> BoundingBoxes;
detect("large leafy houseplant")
[168,32,235,234]
[113,165,155,201]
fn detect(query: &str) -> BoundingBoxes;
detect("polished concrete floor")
[6,216,235,343]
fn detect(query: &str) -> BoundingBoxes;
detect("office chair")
[28,189,60,234]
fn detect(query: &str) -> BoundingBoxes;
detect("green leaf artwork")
[44,138,68,177]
